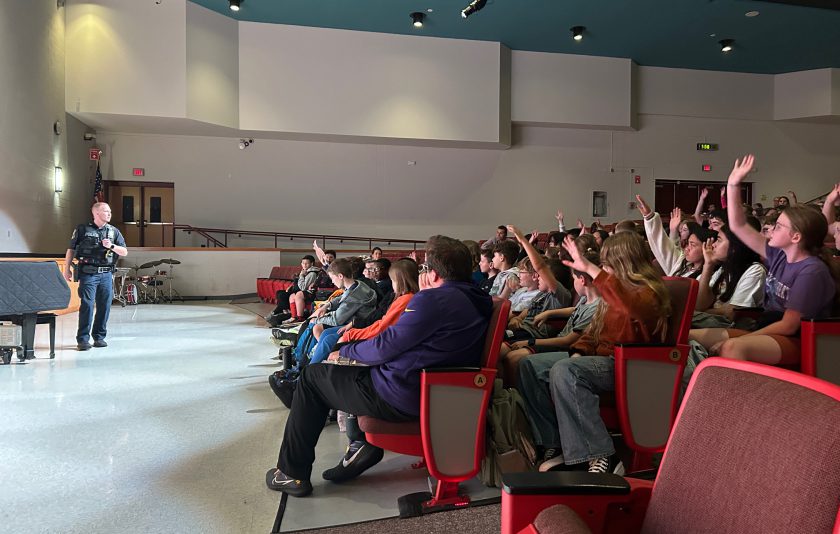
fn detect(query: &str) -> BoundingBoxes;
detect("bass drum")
[125,282,139,305]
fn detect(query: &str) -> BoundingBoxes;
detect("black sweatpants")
[276,364,416,481]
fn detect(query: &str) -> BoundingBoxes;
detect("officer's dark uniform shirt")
[68,222,126,271]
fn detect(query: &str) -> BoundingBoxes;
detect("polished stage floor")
[0,302,497,533]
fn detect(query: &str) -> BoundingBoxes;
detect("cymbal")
[139,260,162,269]
[159,258,181,265]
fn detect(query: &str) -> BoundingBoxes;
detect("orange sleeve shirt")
[341,293,415,342]
[571,271,667,356]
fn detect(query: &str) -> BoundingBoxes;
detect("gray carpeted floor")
[286,502,501,533]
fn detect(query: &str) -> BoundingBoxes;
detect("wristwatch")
[528,338,536,347]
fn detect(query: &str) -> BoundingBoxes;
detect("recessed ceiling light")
[410,12,424,28]
[426,8,433,13]
[570,26,585,41]
[719,39,734,53]
[745,10,760,17]
[229,0,241,12]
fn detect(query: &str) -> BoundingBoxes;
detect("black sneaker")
[588,456,625,475]
[265,468,312,497]
[538,448,565,472]
[93,340,108,348]
[77,343,92,351]
[268,373,297,409]
[267,312,291,327]
[322,441,384,482]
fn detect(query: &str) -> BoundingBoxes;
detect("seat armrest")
[501,474,652,534]
[614,344,689,365]
[502,472,630,495]
[422,367,481,373]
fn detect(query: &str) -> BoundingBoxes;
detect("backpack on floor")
[479,379,537,488]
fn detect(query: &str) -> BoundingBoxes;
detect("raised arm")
[694,187,709,224]
[555,210,566,232]
[726,155,767,259]
[668,207,683,242]
[509,224,558,292]
[787,190,798,205]
[822,183,840,236]
[312,240,327,266]
[638,194,684,276]
[719,186,727,210]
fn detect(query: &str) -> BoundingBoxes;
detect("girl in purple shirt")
[690,154,839,365]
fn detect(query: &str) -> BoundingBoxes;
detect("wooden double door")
[655,179,752,217]
[105,181,175,247]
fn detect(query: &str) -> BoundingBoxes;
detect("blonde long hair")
[588,232,671,346]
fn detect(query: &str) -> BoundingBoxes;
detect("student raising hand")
[727,154,755,186]
[669,207,683,235]
[701,238,717,267]
[635,194,652,218]
[561,235,601,280]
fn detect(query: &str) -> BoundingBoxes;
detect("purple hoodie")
[340,281,493,416]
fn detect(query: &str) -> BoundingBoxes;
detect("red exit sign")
[702,164,712,172]
[132,168,145,177]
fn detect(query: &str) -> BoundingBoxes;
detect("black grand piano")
[0,261,71,364]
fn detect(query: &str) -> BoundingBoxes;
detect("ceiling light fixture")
[571,26,585,41]
[229,0,241,12]
[410,12,425,28]
[54,167,63,193]
[745,10,760,17]
[461,0,487,19]
[719,39,734,53]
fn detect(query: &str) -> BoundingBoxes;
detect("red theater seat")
[501,358,840,534]
[358,297,511,515]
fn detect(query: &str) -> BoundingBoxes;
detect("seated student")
[667,207,698,249]
[691,222,766,328]
[307,259,419,366]
[489,240,521,298]
[527,232,671,474]
[266,255,322,325]
[294,258,377,366]
[637,195,708,278]
[481,225,510,251]
[707,209,727,232]
[478,249,497,293]
[266,236,492,497]
[370,247,383,261]
[462,239,487,286]
[498,226,572,345]
[592,229,609,248]
[312,240,336,270]
[547,231,564,249]
[365,258,393,299]
[613,220,637,234]
[689,155,840,365]
[508,258,542,313]
[501,248,601,388]
[349,256,383,304]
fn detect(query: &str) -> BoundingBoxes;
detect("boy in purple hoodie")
[266,235,493,497]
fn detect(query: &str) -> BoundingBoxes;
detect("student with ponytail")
[690,155,840,365]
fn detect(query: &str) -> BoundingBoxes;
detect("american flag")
[93,161,104,202]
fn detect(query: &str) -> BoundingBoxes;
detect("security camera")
[461,0,487,18]
[84,133,97,141]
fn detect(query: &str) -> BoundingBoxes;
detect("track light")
[719,39,734,53]
[238,138,254,150]
[461,0,487,19]
[410,12,424,28]
[229,0,241,12]
[571,26,585,41]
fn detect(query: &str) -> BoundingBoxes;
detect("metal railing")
[172,224,425,250]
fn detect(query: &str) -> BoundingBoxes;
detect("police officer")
[63,202,128,351]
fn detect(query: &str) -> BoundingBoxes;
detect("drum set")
[114,258,182,306]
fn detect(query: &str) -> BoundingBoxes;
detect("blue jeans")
[76,271,114,344]
[517,352,570,448]
[549,356,615,465]
[310,326,342,365]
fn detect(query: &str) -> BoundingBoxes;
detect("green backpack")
[479,379,538,488]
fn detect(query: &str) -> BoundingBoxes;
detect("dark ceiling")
[189,0,840,74]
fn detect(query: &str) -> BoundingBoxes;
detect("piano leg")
[20,313,36,360]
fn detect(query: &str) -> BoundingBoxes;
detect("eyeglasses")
[365,267,381,273]
[419,263,431,274]
[773,221,793,232]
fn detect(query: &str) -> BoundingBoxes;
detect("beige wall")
[0,0,91,254]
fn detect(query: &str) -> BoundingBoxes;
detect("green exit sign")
[697,143,719,151]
